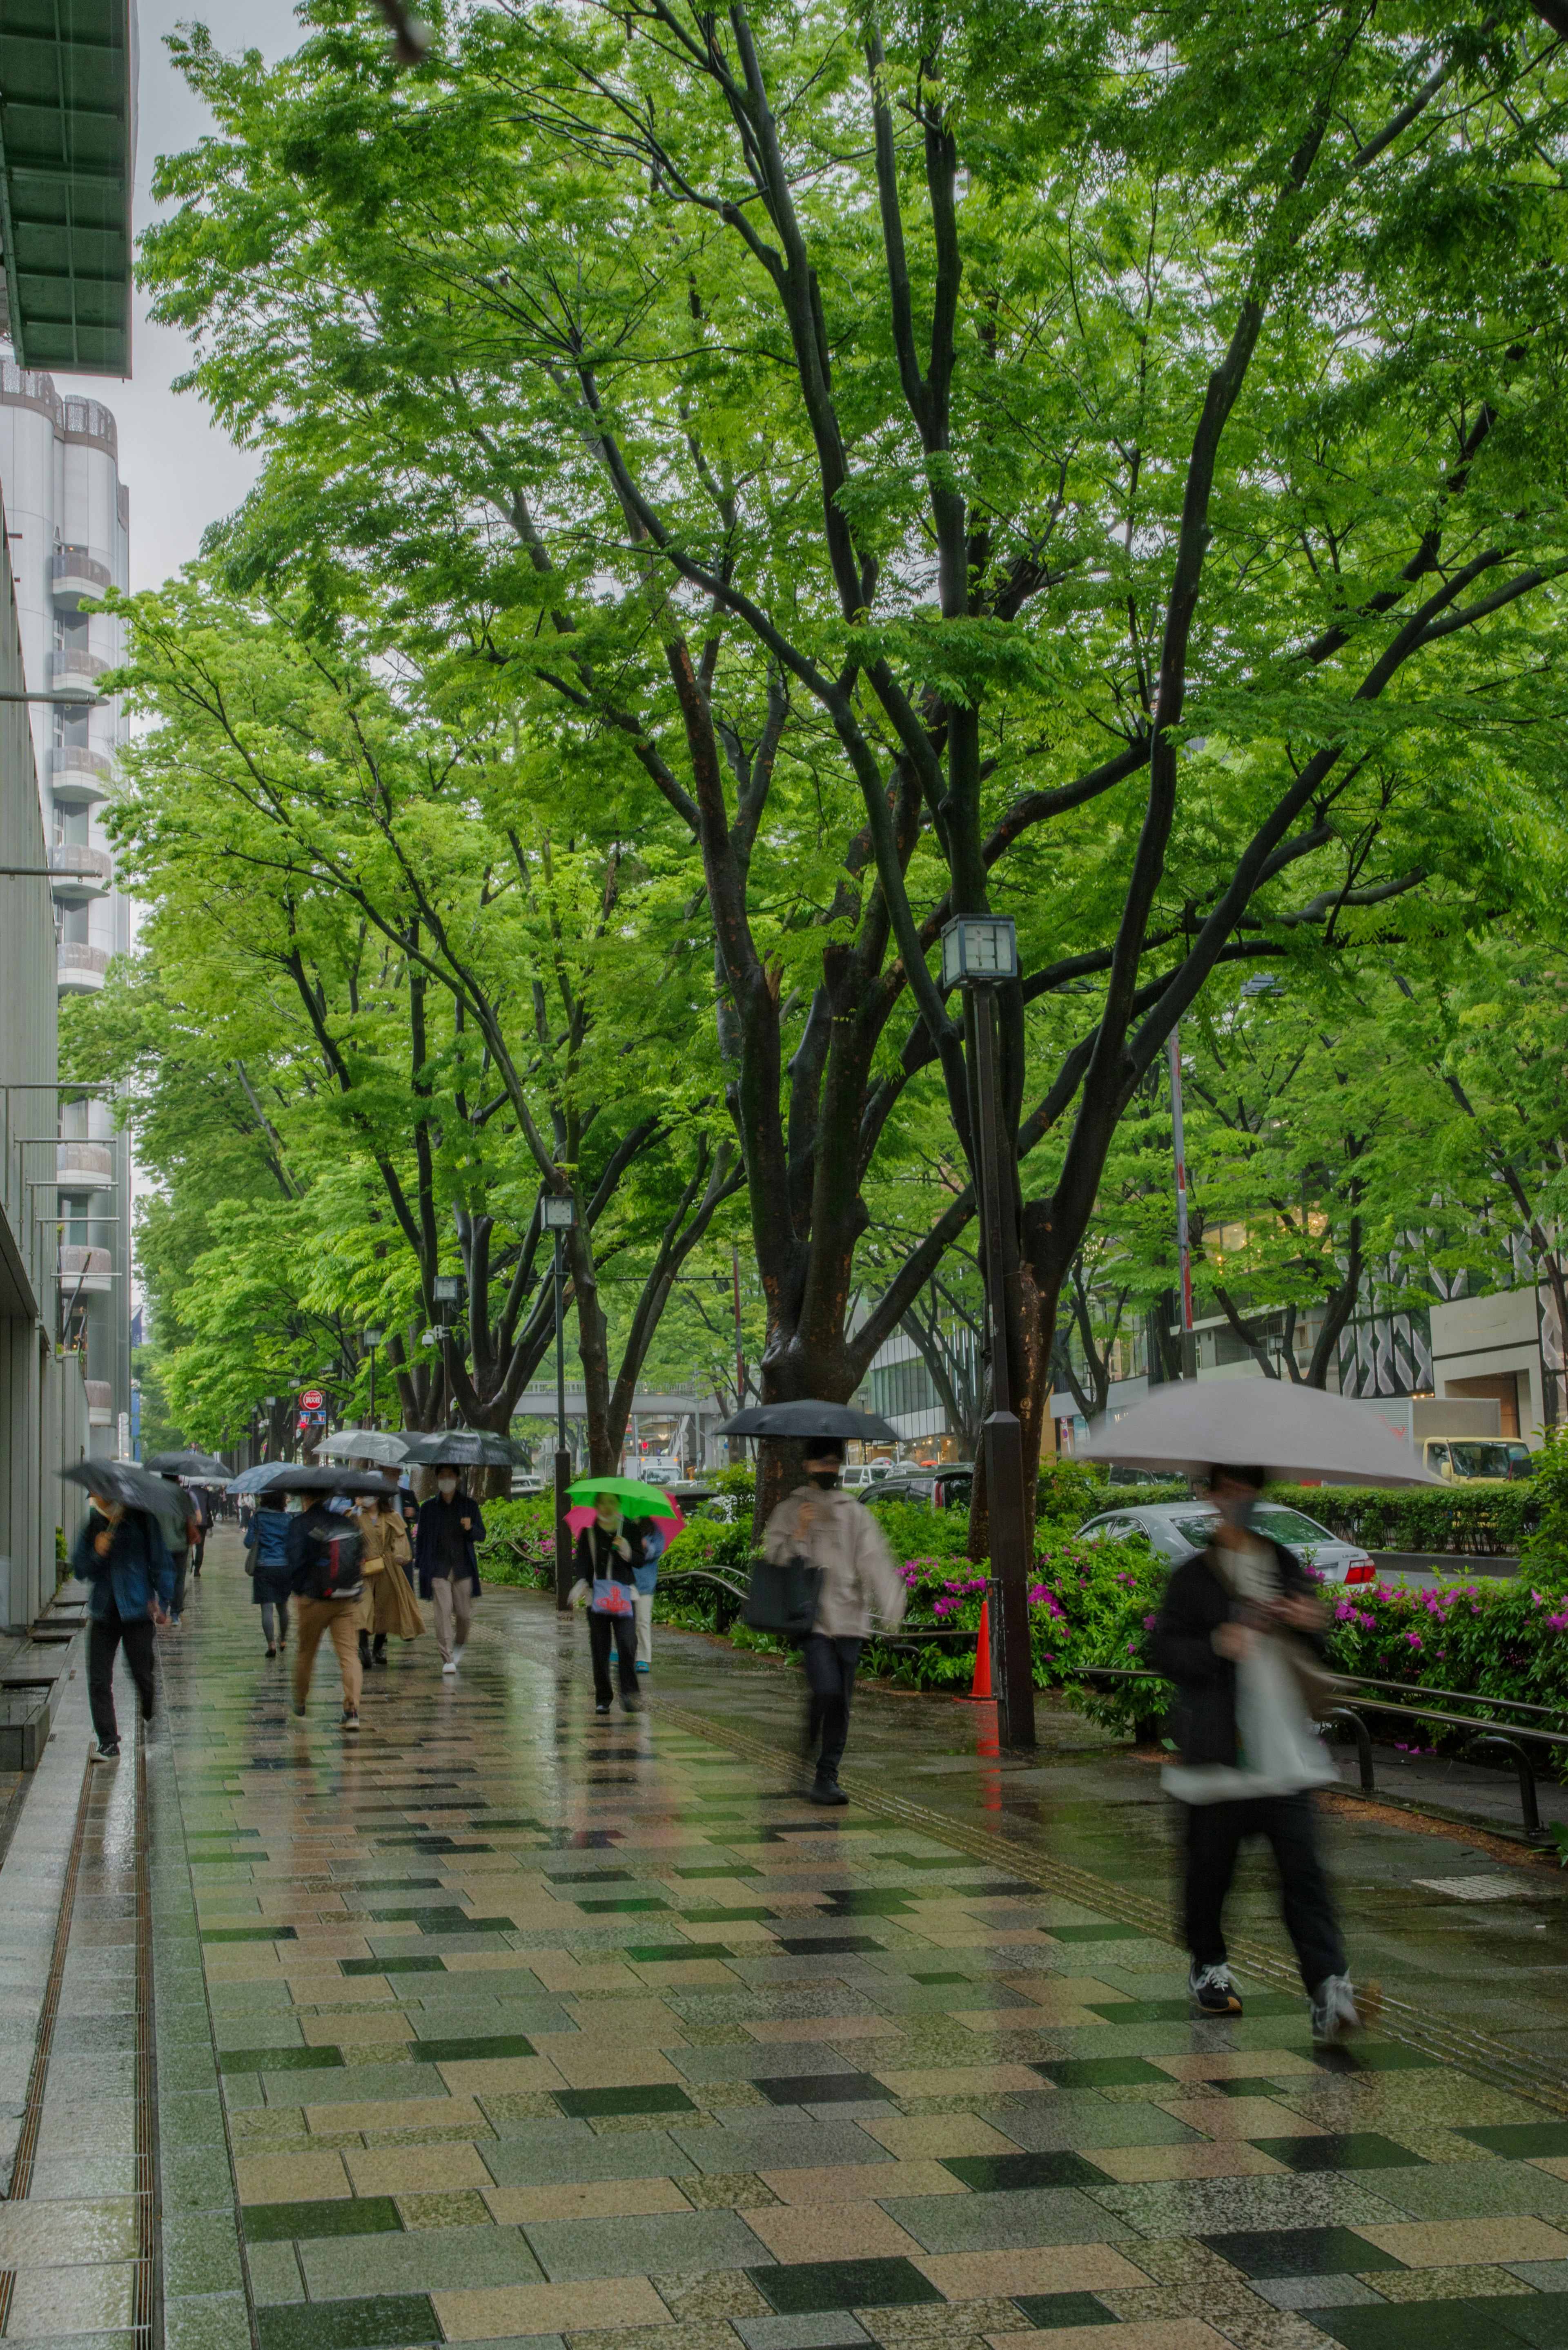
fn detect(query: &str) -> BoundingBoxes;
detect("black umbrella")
[61,1459,193,1528]
[400,1431,528,1467]
[257,1464,401,1496]
[718,1400,900,1441]
[145,1448,231,1480]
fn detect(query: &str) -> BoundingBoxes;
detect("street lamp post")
[363,1327,385,1429]
[540,1192,577,1610]
[941,913,1036,1753]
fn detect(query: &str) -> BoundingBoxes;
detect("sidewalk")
[9,1531,1568,2350]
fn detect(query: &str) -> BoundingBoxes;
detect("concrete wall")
[1430,1288,1550,1447]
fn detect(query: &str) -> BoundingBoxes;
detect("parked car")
[509,1472,545,1496]
[1077,1500,1376,1585]
[866,1466,975,1511]
[842,1462,896,1491]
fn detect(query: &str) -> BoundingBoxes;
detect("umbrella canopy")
[719,1400,899,1442]
[314,1429,412,1465]
[144,1448,231,1480]
[401,1431,528,1467]
[228,1463,292,1497]
[1077,1382,1442,1487]
[256,1463,401,1496]
[566,1475,677,1518]
[61,1459,192,1528]
[565,1501,684,1544]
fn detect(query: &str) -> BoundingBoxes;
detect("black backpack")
[307,1521,365,1600]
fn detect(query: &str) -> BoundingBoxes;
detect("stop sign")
[300,1388,324,1409]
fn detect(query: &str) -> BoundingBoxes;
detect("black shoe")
[292,1701,307,1718]
[620,1694,641,1714]
[91,1741,120,1761]
[595,1700,612,1715]
[809,1777,849,1807]
[140,1702,155,1722]
[266,1645,276,1659]
[357,1637,372,1667]
[1189,1962,1243,2016]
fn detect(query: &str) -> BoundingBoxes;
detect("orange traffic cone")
[954,1594,994,1703]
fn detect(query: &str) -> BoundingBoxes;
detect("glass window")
[1254,1507,1333,1546]
[1448,1442,1515,1480]
[1174,1514,1221,1547]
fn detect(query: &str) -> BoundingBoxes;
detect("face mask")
[808,1469,840,1490]
[437,1477,458,1499]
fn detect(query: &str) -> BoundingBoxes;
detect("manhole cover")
[1413,1875,1525,1901]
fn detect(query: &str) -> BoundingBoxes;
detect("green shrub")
[1263,1481,1539,1556]
[475,1496,557,1588]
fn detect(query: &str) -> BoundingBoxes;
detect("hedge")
[1263,1481,1539,1556]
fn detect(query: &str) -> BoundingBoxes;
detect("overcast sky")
[60,0,305,590]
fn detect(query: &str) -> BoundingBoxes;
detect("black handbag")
[743,1553,822,1637]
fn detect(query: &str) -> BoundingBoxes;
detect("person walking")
[414,1472,484,1674]
[356,1488,423,1669]
[244,1495,294,1655]
[762,1438,905,1805]
[287,1495,368,1731]
[189,1483,212,1578]
[571,1490,643,1713]
[159,1475,203,1628]
[72,1495,174,1761]
[632,1520,664,1676]
[1149,1462,1361,2045]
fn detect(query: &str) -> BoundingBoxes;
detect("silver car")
[1077,1501,1376,1586]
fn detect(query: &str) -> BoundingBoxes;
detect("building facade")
[0,362,132,1456]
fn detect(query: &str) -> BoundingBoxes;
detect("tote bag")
[743,1554,821,1639]
[590,1576,635,1617]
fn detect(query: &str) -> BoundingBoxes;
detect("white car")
[1077,1500,1376,1586]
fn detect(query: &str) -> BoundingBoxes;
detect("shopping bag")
[743,1554,821,1638]
[590,1577,635,1616]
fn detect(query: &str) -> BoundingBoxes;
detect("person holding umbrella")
[413,1467,486,1674]
[278,1467,394,1730]
[568,1485,654,1713]
[63,1463,179,1761]
[356,1486,423,1667]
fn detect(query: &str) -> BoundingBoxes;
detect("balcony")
[57,943,108,994]
[59,1246,112,1295]
[82,1378,114,1427]
[49,746,113,807]
[49,845,112,904]
[47,649,107,690]
[50,547,113,609]
[57,1142,114,1186]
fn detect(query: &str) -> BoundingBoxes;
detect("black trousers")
[1182,1792,1346,1992]
[171,1551,188,1617]
[588,1609,638,1703]
[87,1612,156,1747]
[803,1633,860,1783]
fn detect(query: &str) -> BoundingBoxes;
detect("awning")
[0,0,134,376]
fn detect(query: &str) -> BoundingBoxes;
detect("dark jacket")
[245,1505,294,1603]
[286,1502,365,1599]
[414,1494,484,1599]
[573,1520,654,1589]
[1148,1538,1326,1768]
[72,1508,176,1624]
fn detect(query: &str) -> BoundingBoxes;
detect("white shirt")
[1163,1534,1335,1806]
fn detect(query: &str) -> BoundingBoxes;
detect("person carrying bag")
[571,1491,644,1714]
[287,1501,368,1732]
[356,1491,423,1668]
[761,1439,906,1806]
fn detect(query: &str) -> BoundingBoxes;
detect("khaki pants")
[293,1597,363,1714]
[633,1591,653,1667]
[431,1575,475,1661]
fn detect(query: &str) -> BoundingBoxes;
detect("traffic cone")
[955,1594,994,1703]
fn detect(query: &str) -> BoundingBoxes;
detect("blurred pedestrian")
[287,1494,368,1731]
[632,1520,664,1676]
[72,1494,174,1761]
[189,1483,212,1578]
[1149,1463,1359,2043]
[762,1438,906,1805]
[414,1471,484,1674]
[356,1488,422,1669]
[158,1474,203,1627]
[571,1490,643,1714]
[244,1494,294,1656]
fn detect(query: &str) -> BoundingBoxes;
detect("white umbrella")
[313,1428,411,1465]
[1078,1382,1441,1487]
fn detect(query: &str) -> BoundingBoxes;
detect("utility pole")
[541,1192,576,1608]
[1168,1026,1197,1380]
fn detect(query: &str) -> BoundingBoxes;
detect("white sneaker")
[441,1659,457,1675]
[452,1645,465,1665]
[1310,1972,1361,2044]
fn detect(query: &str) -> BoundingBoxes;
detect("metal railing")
[49,845,112,889]
[49,548,113,595]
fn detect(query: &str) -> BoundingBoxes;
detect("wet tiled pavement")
[9,1531,1568,2350]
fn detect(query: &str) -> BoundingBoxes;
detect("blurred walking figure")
[763,1438,906,1805]
[159,1474,204,1627]
[571,1490,645,1713]
[415,1472,484,1673]
[189,1484,212,1577]
[72,1495,174,1761]
[245,1495,294,1656]
[633,1521,664,1675]
[287,1496,368,1732]
[356,1487,422,1669]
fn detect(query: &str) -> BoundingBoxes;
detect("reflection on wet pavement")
[31,1530,1568,2350]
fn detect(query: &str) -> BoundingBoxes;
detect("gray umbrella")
[314,1429,411,1465]
[400,1431,528,1467]
[719,1400,899,1442]
[246,1463,400,1497]
[1077,1382,1441,1487]
[61,1459,193,1528]
[144,1448,231,1480]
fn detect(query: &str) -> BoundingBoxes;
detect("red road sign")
[299,1388,324,1409]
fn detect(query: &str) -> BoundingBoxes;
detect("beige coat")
[356,1507,424,1640]
[763,1485,908,1639]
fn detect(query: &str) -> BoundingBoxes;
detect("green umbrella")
[566,1476,674,1516]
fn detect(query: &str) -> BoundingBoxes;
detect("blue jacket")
[244,1506,294,1603]
[414,1494,484,1598]
[72,1509,175,1624]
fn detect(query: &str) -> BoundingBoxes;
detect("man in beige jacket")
[763,1438,908,1805]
